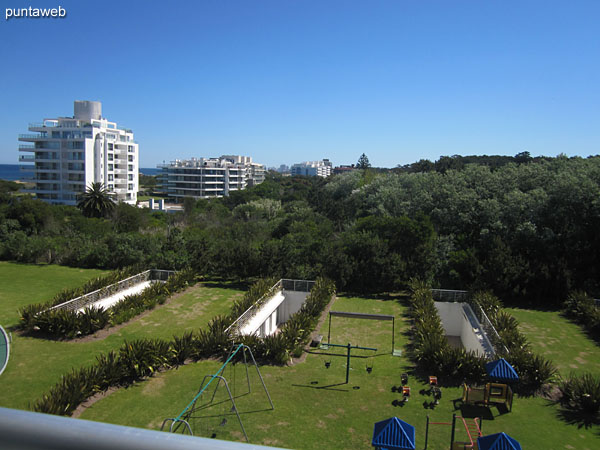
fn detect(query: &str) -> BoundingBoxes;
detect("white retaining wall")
[238,290,310,338]
[434,301,487,355]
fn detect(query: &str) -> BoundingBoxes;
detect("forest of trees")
[1,154,599,308]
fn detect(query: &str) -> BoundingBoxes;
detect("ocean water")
[0,164,21,181]
[140,168,161,176]
[0,164,160,181]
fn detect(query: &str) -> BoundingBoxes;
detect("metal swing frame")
[161,344,274,442]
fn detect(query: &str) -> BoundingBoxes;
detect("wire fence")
[47,269,175,313]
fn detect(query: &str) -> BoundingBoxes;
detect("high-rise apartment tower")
[19,100,139,205]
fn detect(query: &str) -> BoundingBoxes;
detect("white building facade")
[19,101,139,205]
[290,159,332,177]
[158,155,266,201]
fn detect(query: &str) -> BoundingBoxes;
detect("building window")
[108,164,113,171]
[128,184,134,191]
[108,143,113,150]
[108,174,113,181]
[108,153,114,161]
[128,174,133,181]
[128,155,134,162]
[128,164,133,171]
[108,184,114,190]
[128,145,134,152]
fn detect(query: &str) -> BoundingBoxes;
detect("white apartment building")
[18,100,139,205]
[290,159,332,177]
[159,155,266,201]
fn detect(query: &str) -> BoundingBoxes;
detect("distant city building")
[333,164,356,175]
[290,159,332,177]
[158,155,265,201]
[18,100,139,205]
[277,164,290,174]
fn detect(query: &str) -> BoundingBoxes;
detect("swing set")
[161,343,274,442]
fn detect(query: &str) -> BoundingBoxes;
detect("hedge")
[19,268,196,339]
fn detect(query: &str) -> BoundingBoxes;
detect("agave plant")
[558,373,600,417]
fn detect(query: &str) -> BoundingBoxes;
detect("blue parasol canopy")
[477,432,522,450]
[485,358,519,382]
[372,417,415,450]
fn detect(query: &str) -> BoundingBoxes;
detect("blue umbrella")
[372,417,415,450]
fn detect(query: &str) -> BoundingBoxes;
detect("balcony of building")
[19,133,48,141]
[28,120,60,130]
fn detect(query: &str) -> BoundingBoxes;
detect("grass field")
[81,296,600,449]
[507,308,600,377]
[1,264,599,449]
[0,261,107,329]
[0,264,242,411]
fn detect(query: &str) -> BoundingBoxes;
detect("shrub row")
[558,372,600,422]
[408,279,488,385]
[563,291,600,341]
[470,291,556,395]
[34,277,336,416]
[19,269,196,339]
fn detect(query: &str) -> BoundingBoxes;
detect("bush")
[407,279,486,385]
[33,277,336,416]
[19,268,196,339]
[563,291,600,341]
[558,373,600,420]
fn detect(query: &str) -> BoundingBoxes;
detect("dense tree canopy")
[1,155,600,307]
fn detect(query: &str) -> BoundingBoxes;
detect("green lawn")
[81,296,600,449]
[507,308,600,377]
[1,267,598,449]
[0,261,107,329]
[0,264,242,411]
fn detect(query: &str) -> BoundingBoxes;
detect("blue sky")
[1,0,598,168]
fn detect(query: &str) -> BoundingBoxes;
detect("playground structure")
[457,382,514,412]
[424,414,483,450]
[161,344,274,442]
[372,417,416,450]
[321,342,377,384]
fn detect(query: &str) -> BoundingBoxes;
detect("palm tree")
[77,182,115,218]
